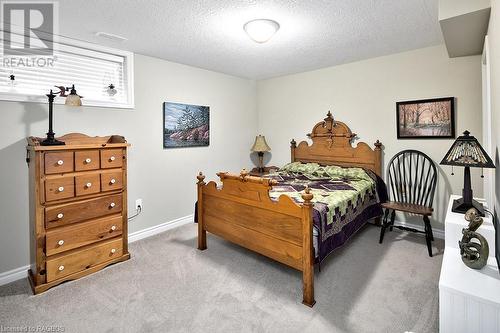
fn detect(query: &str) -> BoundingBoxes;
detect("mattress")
[265,163,386,263]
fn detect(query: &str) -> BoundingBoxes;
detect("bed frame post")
[290,139,296,162]
[301,186,316,307]
[373,141,383,226]
[197,172,207,250]
[374,140,382,177]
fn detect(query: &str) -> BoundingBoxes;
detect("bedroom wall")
[488,1,500,221]
[257,45,483,229]
[0,54,257,275]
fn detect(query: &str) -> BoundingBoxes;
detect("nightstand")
[249,166,279,177]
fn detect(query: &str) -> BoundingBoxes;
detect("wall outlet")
[135,199,143,211]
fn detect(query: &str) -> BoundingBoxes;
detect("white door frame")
[482,35,494,209]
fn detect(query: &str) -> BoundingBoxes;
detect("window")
[0,36,134,108]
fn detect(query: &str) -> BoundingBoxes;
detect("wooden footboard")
[196,170,316,307]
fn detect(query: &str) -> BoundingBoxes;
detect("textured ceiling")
[58,0,443,79]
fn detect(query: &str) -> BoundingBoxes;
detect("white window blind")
[0,36,134,108]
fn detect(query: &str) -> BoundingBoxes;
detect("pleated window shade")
[0,36,134,108]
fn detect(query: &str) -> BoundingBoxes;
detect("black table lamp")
[41,84,82,146]
[440,130,495,216]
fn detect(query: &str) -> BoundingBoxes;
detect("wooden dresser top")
[27,133,130,151]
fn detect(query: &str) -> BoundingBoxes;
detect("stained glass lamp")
[440,130,495,216]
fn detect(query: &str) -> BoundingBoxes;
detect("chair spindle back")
[387,150,437,208]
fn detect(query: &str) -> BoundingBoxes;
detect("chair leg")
[379,208,390,244]
[389,210,396,232]
[423,216,433,257]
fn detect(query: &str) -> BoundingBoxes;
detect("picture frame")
[396,97,455,139]
[163,102,210,148]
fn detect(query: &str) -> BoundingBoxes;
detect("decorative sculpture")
[459,208,489,269]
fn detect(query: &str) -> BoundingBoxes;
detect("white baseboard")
[0,214,194,287]
[128,214,193,243]
[0,215,440,286]
[0,265,31,286]
[392,219,445,239]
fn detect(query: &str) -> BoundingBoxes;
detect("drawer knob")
[57,160,64,166]
[110,225,117,231]
[58,186,64,192]
[110,156,116,162]
[110,178,116,184]
[110,202,116,208]
[85,158,92,164]
[58,240,64,246]
[58,265,65,271]
[86,182,92,188]
[57,213,64,219]
[110,248,116,254]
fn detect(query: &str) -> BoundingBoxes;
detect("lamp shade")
[440,130,495,168]
[65,85,82,106]
[251,135,271,152]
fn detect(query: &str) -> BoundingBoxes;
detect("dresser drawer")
[46,238,123,282]
[46,215,123,256]
[45,177,75,202]
[45,194,123,228]
[75,150,100,171]
[101,149,123,169]
[75,173,100,197]
[101,171,123,192]
[45,152,74,174]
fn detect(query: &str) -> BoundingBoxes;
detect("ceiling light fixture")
[243,19,280,43]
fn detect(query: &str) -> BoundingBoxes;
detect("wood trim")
[45,215,123,256]
[121,148,129,255]
[28,253,130,294]
[197,170,315,305]
[197,173,207,250]
[29,149,46,285]
[301,188,315,307]
[290,112,383,177]
[45,194,123,228]
[27,134,130,294]
[204,214,303,270]
[196,113,382,306]
[27,133,129,151]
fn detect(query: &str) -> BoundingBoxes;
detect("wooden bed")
[196,112,382,307]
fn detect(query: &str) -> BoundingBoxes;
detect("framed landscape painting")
[396,97,455,139]
[163,102,210,148]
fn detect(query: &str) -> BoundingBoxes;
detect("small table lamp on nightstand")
[440,130,496,216]
[251,135,271,173]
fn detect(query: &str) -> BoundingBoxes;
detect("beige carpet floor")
[0,223,444,333]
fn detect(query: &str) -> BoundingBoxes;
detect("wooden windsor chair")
[379,150,438,257]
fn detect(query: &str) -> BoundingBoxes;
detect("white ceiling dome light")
[243,19,280,43]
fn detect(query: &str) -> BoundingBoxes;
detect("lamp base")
[40,138,65,146]
[452,197,485,217]
[40,130,65,146]
[257,151,264,173]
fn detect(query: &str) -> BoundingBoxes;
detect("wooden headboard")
[290,112,383,177]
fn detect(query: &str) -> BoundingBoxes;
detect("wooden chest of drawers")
[26,133,130,294]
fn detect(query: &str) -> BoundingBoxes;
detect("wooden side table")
[249,166,279,177]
